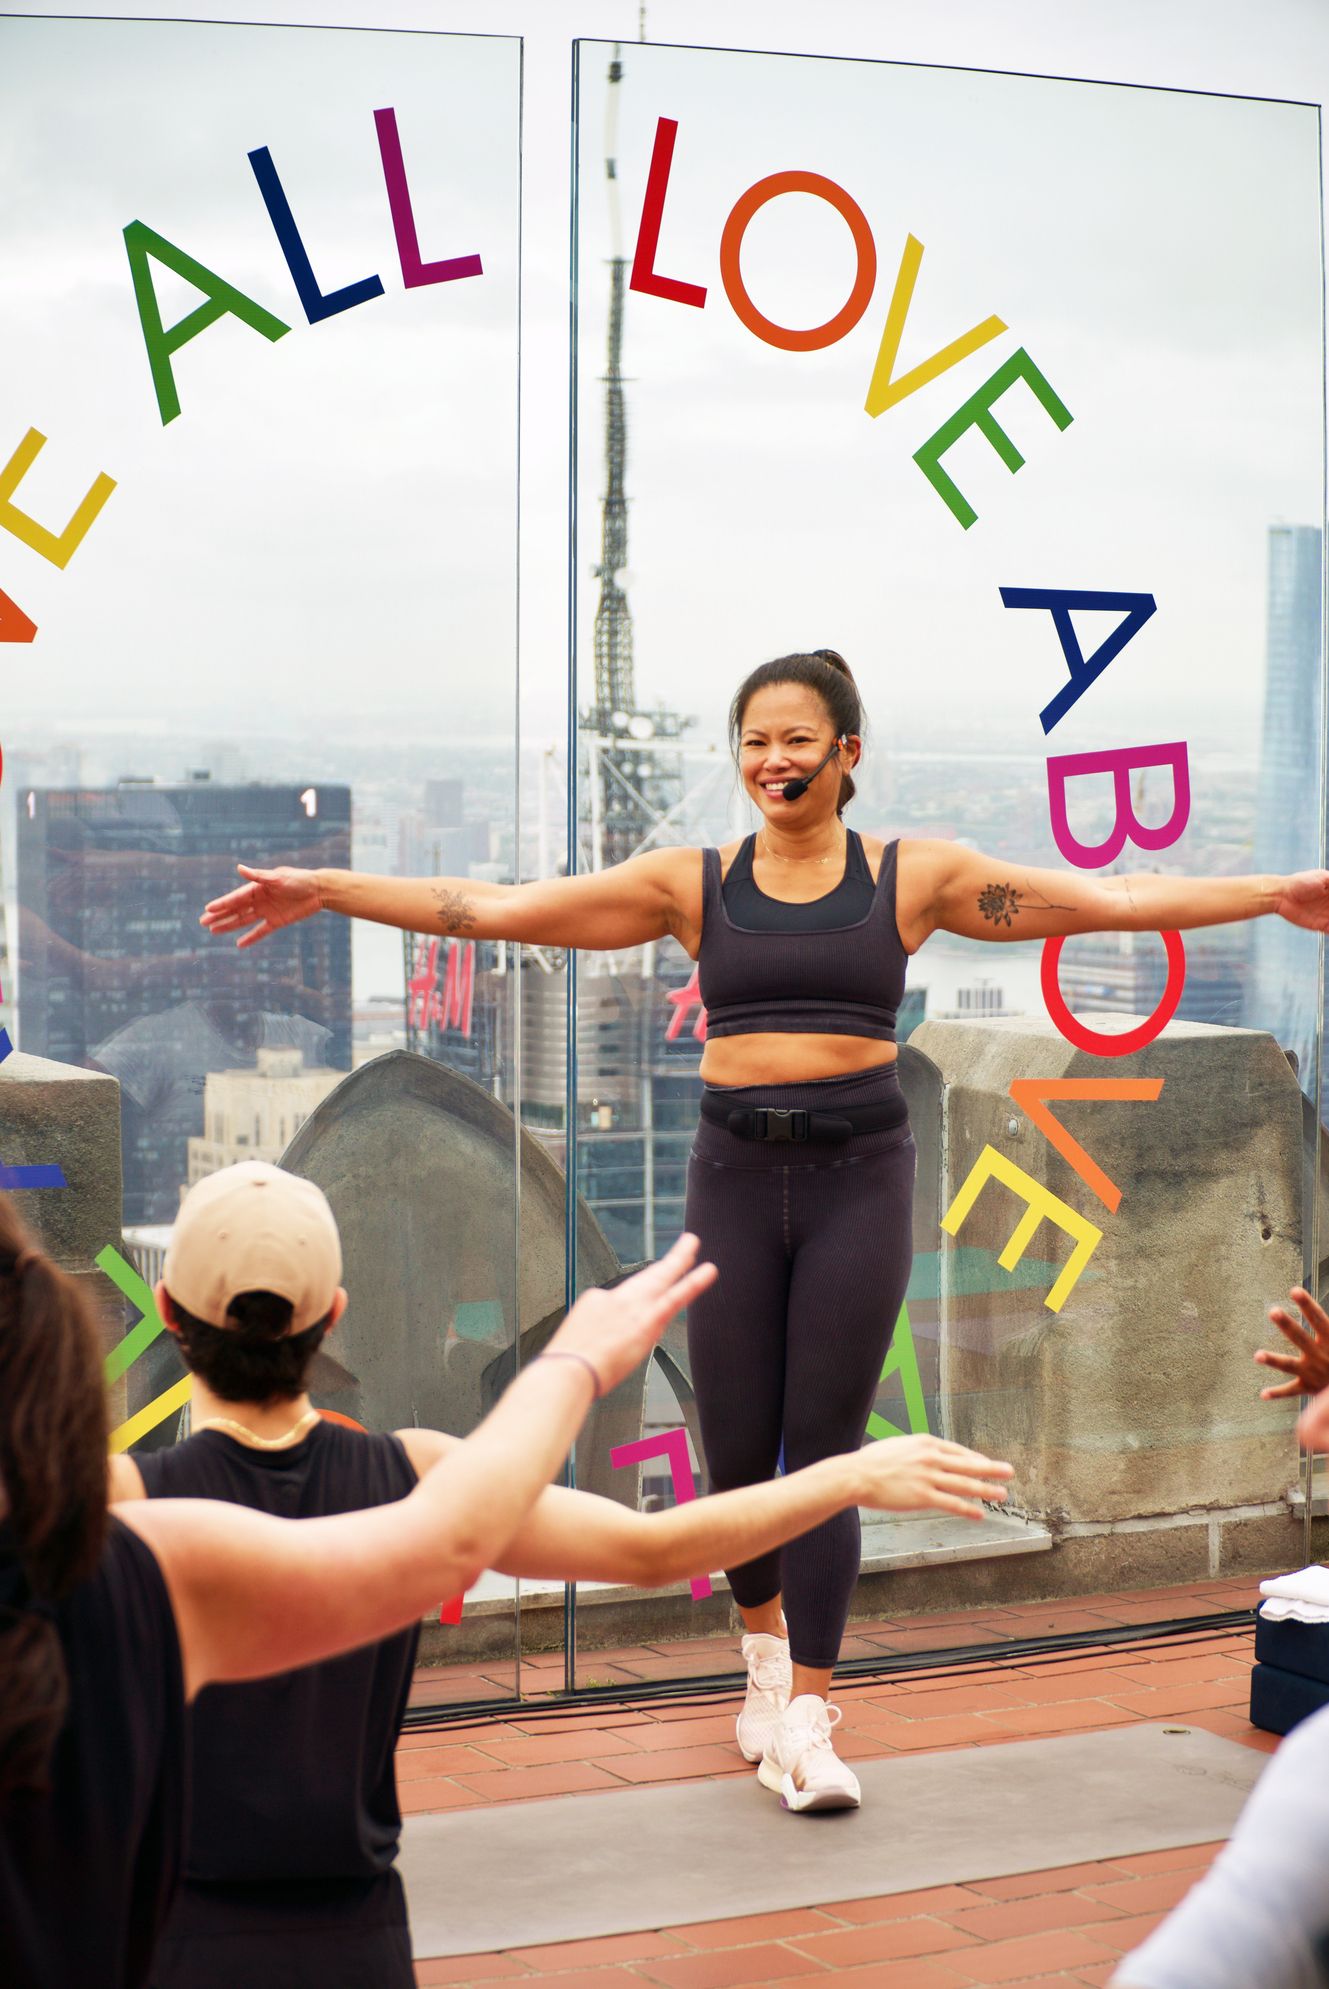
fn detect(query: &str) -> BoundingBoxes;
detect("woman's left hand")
[1274,871,1329,931]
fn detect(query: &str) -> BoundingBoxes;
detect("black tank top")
[0,1518,186,1989]
[136,1421,419,1887]
[698,832,909,1040]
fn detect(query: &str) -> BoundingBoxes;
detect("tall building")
[17,777,351,1222]
[186,1046,344,1186]
[1247,524,1324,1096]
[397,777,492,878]
[403,932,510,1092]
[516,947,702,1265]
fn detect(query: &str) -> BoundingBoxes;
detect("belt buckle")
[754,1107,808,1143]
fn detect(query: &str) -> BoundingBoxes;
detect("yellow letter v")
[864,234,1006,418]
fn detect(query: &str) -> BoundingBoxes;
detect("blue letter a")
[1001,588,1157,735]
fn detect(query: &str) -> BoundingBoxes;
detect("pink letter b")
[1047,740,1191,869]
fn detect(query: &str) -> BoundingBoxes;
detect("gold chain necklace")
[195,1407,321,1449]
[758,830,846,866]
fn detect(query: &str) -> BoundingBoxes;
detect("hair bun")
[813,648,854,680]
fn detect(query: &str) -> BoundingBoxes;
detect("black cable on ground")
[400,1606,1256,1733]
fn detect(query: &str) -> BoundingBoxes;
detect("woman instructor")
[204,647,1329,1814]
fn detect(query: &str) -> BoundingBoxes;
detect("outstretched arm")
[201,847,695,953]
[399,1430,1013,1587]
[117,1238,716,1695]
[912,840,1318,947]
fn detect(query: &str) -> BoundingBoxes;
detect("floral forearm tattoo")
[432,887,477,935]
[977,881,1075,928]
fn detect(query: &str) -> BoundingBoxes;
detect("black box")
[1254,1614,1329,1686]
[1249,1660,1329,1737]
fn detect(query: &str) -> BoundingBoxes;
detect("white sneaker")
[735,1632,792,1763]
[757,1694,861,1812]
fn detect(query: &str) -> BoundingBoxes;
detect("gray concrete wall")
[911,1014,1304,1525]
[0,1050,125,1400]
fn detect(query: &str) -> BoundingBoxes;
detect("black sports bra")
[721,828,876,929]
[698,832,909,1041]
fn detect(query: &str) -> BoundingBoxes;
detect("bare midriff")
[698,1032,898,1087]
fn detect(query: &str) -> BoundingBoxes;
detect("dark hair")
[728,648,865,816]
[0,1201,108,1797]
[167,1289,331,1405]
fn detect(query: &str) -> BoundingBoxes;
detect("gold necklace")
[759,829,846,866]
[195,1407,321,1449]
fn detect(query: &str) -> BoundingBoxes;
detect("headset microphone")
[778,735,847,802]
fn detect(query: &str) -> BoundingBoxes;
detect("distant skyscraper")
[398,778,492,877]
[424,779,464,829]
[1248,524,1324,1096]
[17,778,351,1223]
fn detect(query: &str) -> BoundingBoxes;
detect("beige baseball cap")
[164,1161,342,1332]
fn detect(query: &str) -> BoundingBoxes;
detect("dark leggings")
[684,1064,915,1671]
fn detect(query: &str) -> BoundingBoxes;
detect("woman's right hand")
[201,865,323,947]
[1255,1287,1329,1400]
[550,1235,717,1401]
[857,1434,1014,1519]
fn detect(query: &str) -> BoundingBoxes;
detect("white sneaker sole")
[756,1754,860,1812]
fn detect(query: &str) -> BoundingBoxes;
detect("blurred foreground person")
[1109,1699,1329,1988]
[1112,1303,1329,1989]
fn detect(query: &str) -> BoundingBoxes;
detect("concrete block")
[0,1050,122,1268]
[911,1013,1304,1523]
[0,1049,126,1404]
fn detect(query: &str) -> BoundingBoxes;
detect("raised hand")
[1274,871,1329,932]
[1256,1286,1329,1400]
[200,865,323,948]
[551,1235,717,1400]
[857,1434,1013,1520]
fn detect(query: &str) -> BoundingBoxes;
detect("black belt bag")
[699,1090,909,1145]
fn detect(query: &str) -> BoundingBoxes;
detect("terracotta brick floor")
[401,1576,1277,1986]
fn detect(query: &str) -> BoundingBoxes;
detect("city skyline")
[1250,522,1326,1103]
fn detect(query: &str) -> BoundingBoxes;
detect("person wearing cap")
[104,1163,1014,1986]
[111,1161,417,1987]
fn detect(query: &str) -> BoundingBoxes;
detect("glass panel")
[570,37,1325,1686]
[3,17,522,1713]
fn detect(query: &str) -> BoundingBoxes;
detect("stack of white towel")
[1258,1565,1329,1625]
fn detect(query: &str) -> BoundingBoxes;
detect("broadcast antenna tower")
[581,35,702,875]
[574,22,725,1267]
[592,45,633,724]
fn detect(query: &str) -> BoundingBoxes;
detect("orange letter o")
[719,171,876,352]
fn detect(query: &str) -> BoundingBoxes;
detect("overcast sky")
[0,16,519,739]
[573,38,1321,760]
[2,0,1325,780]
